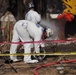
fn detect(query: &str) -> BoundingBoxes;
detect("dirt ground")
[0,42,76,75]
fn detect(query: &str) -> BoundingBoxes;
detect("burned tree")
[0,0,9,17]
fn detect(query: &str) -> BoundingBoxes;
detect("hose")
[33,59,76,75]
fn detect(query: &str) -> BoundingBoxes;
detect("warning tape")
[0,40,76,56]
[0,52,76,56]
[0,39,76,45]
[1,27,13,30]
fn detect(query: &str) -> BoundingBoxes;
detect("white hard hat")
[29,2,34,8]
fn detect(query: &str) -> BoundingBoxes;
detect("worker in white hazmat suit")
[25,2,41,24]
[10,20,53,63]
[25,2,42,48]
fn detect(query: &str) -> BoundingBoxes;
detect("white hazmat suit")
[10,20,43,63]
[25,10,41,24]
